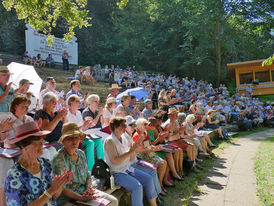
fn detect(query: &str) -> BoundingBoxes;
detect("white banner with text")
[25,24,78,65]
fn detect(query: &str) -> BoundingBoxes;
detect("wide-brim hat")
[125,115,136,126]
[109,84,121,90]
[0,66,13,74]
[207,109,216,115]
[7,121,51,145]
[168,107,178,115]
[148,117,160,126]
[58,122,86,143]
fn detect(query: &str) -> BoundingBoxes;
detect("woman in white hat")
[51,122,118,206]
[5,121,72,206]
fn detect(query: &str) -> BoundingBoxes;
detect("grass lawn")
[163,127,270,206]
[254,136,274,206]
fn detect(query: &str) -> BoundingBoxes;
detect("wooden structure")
[227,59,274,96]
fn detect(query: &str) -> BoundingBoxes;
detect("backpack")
[92,158,111,190]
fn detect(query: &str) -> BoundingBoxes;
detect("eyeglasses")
[65,136,80,141]
[144,123,148,126]
[50,100,57,105]
[129,124,136,128]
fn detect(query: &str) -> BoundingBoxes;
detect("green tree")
[2,0,90,44]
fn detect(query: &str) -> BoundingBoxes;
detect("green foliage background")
[0,0,273,86]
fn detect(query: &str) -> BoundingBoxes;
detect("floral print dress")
[5,157,56,206]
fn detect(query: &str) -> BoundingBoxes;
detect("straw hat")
[168,107,178,115]
[7,121,51,145]
[0,66,12,74]
[58,122,86,143]
[109,84,121,90]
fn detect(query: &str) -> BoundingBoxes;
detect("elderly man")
[39,77,65,109]
[128,95,143,120]
[66,80,85,109]
[107,84,121,98]
[114,94,132,117]
[142,99,165,120]
[0,66,14,116]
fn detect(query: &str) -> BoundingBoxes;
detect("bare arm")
[0,83,11,104]
[104,139,135,165]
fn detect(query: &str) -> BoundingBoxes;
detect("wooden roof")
[226,59,265,77]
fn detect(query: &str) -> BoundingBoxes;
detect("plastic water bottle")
[110,175,115,189]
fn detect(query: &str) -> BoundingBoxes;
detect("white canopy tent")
[7,62,43,99]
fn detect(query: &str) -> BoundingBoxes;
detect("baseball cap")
[45,77,55,83]
[19,79,33,86]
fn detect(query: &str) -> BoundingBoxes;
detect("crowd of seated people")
[0,63,273,206]
[22,51,56,68]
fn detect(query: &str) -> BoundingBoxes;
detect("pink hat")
[7,121,51,145]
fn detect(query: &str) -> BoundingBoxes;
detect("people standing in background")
[0,66,14,115]
[62,50,69,70]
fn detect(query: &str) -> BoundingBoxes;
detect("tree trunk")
[215,15,221,87]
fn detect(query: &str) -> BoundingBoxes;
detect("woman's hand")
[48,170,73,196]
[0,117,15,132]
[153,145,163,151]
[57,108,68,120]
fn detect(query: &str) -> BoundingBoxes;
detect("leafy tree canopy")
[2,0,92,45]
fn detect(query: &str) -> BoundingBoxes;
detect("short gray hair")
[178,112,186,124]
[136,118,149,130]
[43,92,57,104]
[86,94,100,105]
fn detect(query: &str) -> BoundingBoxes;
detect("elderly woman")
[133,118,176,192]
[34,92,68,148]
[5,121,71,206]
[82,94,103,129]
[183,114,210,157]
[147,117,183,179]
[122,116,163,200]
[102,97,117,127]
[205,109,225,139]
[66,94,104,171]
[4,96,32,147]
[104,117,158,206]
[52,122,118,205]
[149,116,184,177]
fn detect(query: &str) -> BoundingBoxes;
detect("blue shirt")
[5,157,57,206]
[66,89,83,108]
[0,84,15,112]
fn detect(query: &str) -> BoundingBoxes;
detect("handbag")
[92,159,111,190]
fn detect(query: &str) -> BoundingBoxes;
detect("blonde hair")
[186,114,196,122]
[67,94,80,106]
[158,90,166,99]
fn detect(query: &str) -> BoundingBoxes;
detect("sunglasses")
[120,124,127,128]
[129,124,136,128]
[144,123,148,126]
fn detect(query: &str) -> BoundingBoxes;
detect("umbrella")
[116,87,148,104]
[7,62,43,99]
